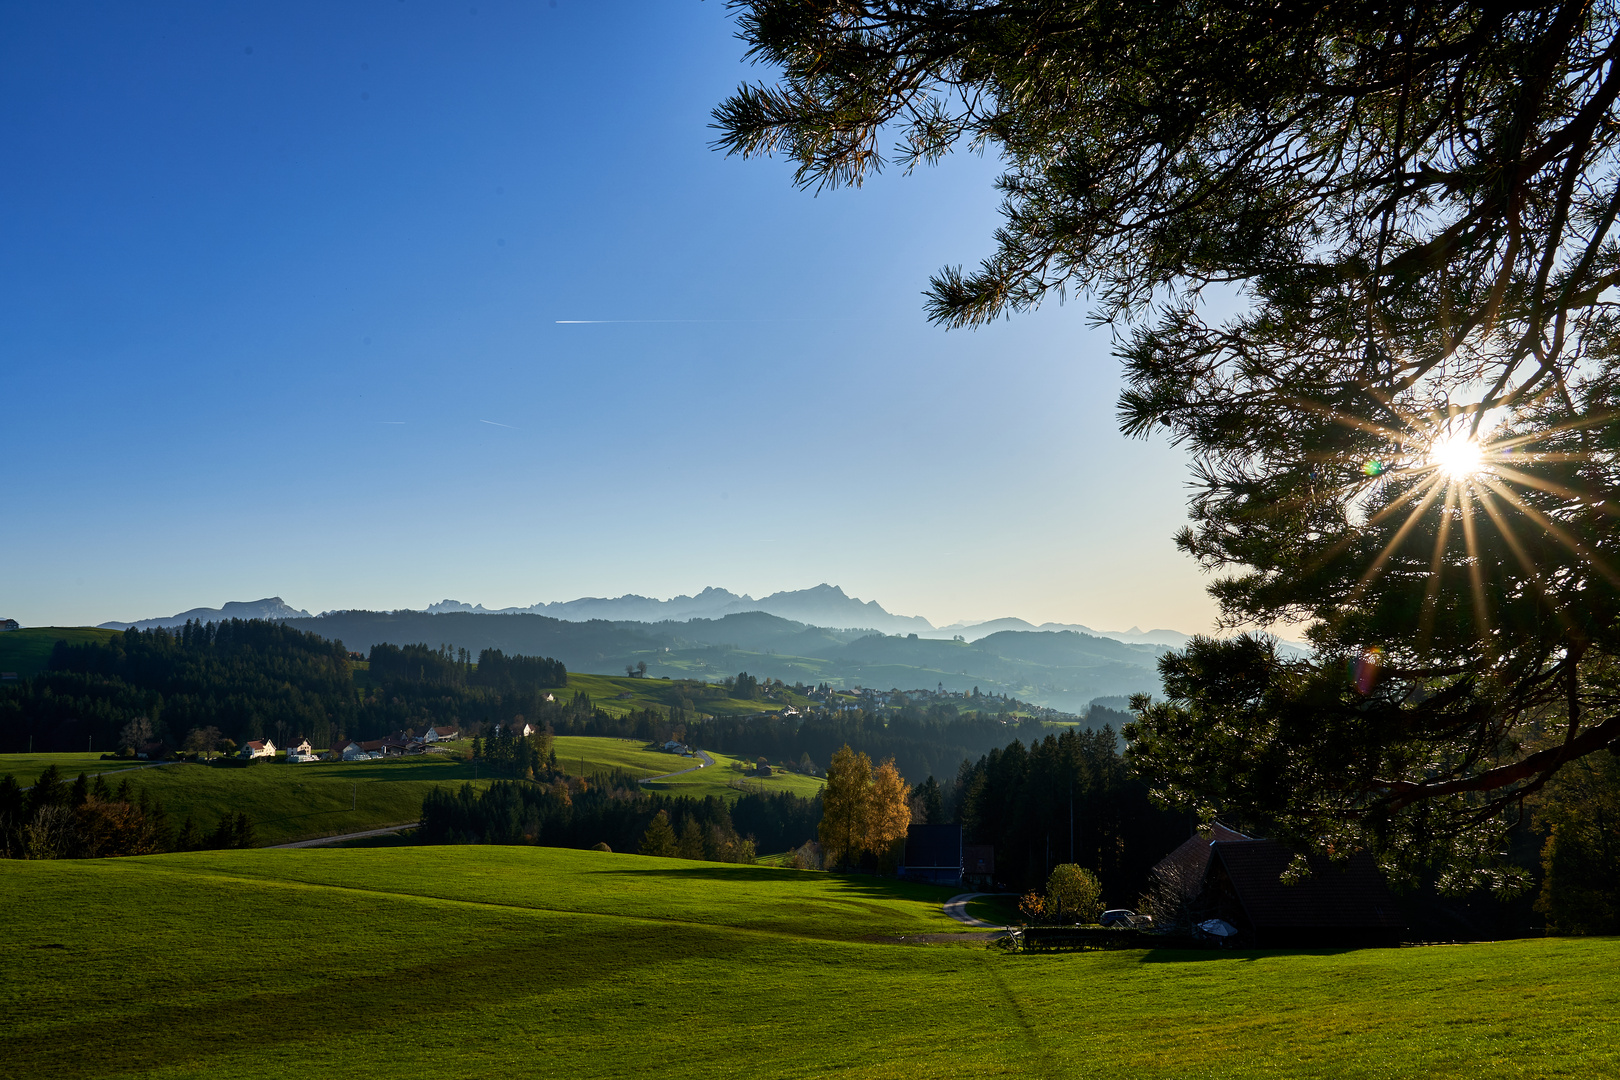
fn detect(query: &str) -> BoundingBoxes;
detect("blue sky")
[3,0,1219,633]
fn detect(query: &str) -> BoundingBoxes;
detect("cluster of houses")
[237,725,461,763]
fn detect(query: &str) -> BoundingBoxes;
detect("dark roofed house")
[379,734,415,755]
[0,618,20,632]
[1152,822,1254,896]
[899,824,963,886]
[1152,824,1405,948]
[963,844,996,890]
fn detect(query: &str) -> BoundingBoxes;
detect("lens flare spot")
[1351,647,1382,695]
[1362,458,1387,478]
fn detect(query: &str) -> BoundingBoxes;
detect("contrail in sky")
[555,319,718,324]
[479,419,514,428]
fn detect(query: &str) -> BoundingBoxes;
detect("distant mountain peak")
[99,596,312,631]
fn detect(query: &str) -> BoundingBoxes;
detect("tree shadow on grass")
[1138,946,1364,964]
[588,864,958,902]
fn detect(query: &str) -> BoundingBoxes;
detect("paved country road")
[269,823,421,849]
[944,893,1015,929]
[639,749,715,783]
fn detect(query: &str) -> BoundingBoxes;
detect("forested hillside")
[0,621,1096,786]
[288,609,1167,711]
[0,621,573,754]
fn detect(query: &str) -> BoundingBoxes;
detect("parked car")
[1099,909,1137,927]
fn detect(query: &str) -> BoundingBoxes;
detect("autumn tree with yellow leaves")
[818,744,911,870]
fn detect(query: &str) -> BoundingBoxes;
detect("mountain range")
[288,608,1168,714]
[421,584,933,633]
[99,597,312,631]
[91,585,1305,711]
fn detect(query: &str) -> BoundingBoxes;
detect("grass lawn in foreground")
[2,846,1615,1080]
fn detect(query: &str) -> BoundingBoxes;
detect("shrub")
[1045,864,1104,925]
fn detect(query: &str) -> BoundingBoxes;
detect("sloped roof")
[904,824,962,870]
[1153,822,1253,890]
[1212,841,1404,929]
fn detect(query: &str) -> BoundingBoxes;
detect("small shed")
[899,824,963,886]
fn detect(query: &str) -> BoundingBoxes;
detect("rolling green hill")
[552,736,825,802]
[0,753,494,845]
[643,748,827,801]
[555,671,804,718]
[0,626,121,679]
[0,753,171,787]
[3,846,1615,1079]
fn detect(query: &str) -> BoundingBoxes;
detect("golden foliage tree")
[819,744,913,869]
[865,757,912,869]
[819,745,872,869]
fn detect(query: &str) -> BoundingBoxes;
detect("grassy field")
[561,671,808,718]
[646,747,826,800]
[0,754,177,787]
[56,756,496,845]
[553,736,826,801]
[552,735,690,778]
[0,626,121,678]
[2,846,1616,1080]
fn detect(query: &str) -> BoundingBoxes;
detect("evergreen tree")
[640,810,677,858]
[677,816,706,861]
[175,815,200,852]
[26,765,68,817]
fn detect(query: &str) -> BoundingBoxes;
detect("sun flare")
[1429,430,1486,479]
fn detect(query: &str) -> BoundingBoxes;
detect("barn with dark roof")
[1153,825,1406,948]
[899,824,964,886]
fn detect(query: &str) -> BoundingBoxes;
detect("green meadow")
[560,670,810,718]
[0,754,494,845]
[645,747,827,800]
[0,626,120,679]
[0,754,173,788]
[553,736,826,801]
[552,734,689,777]
[3,846,1616,1080]
[1,738,822,848]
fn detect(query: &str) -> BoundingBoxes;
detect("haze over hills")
[87,583,1301,655]
[423,584,932,634]
[79,585,1306,711]
[98,597,312,631]
[289,608,1166,714]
